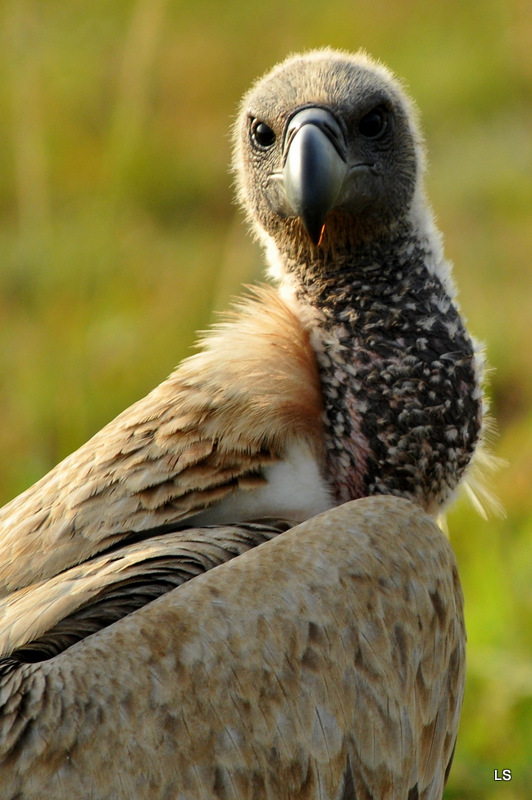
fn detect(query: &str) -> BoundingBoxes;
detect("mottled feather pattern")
[296,236,483,513]
[0,498,464,800]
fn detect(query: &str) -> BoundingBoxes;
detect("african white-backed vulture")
[0,49,487,797]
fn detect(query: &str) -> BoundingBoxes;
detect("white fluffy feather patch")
[189,440,335,526]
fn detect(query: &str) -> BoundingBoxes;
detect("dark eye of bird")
[251,120,276,149]
[358,106,388,139]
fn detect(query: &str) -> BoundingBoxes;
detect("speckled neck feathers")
[286,225,483,514]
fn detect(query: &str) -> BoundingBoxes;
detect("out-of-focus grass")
[0,1,530,796]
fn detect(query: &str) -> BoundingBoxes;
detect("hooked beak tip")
[301,217,327,247]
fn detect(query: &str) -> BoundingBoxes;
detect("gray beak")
[283,107,349,246]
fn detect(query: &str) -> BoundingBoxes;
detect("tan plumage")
[0,521,282,659]
[0,48,483,797]
[0,286,324,597]
[0,498,465,800]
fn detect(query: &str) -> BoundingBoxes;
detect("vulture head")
[233,48,424,260]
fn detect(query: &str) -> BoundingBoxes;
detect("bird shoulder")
[0,285,324,597]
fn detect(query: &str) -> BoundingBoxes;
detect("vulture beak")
[282,107,349,246]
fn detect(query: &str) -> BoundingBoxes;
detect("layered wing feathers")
[0,286,323,596]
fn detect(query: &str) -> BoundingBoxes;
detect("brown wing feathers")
[0,286,323,596]
[0,523,283,661]
[0,498,465,800]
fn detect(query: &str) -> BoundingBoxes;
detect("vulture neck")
[276,219,483,515]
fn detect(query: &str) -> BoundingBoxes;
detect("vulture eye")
[251,120,276,149]
[359,106,388,139]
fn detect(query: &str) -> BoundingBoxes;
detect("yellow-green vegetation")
[0,1,530,796]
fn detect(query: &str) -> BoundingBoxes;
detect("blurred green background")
[0,0,530,796]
